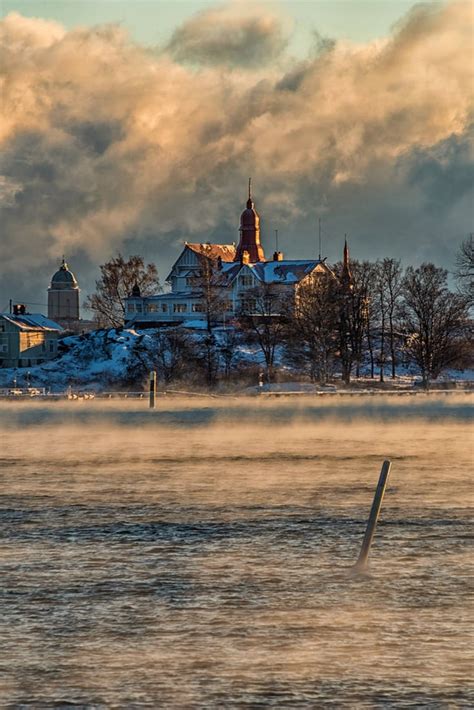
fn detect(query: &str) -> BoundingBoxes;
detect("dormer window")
[239,275,253,287]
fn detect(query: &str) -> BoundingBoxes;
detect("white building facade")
[124,189,332,328]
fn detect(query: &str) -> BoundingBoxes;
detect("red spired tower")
[234,178,265,263]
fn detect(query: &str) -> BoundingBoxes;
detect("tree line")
[86,239,473,389]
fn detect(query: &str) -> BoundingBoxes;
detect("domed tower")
[48,257,80,325]
[234,178,265,263]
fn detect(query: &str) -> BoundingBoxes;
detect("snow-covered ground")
[0,327,264,393]
[0,326,472,393]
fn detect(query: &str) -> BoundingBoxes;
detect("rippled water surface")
[1,395,473,708]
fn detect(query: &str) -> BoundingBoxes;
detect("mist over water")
[1,395,473,707]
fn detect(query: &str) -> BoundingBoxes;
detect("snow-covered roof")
[252,260,324,284]
[215,259,327,286]
[0,313,64,331]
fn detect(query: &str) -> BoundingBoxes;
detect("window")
[127,303,135,313]
[186,276,195,287]
[136,303,143,313]
[192,303,205,312]
[173,304,187,313]
[147,303,158,312]
[42,341,46,351]
[239,275,253,287]
[49,340,55,353]
[161,304,168,312]
[0,324,4,332]
[0,344,7,353]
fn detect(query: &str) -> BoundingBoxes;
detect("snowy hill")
[0,327,264,393]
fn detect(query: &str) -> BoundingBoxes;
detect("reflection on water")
[1,396,473,707]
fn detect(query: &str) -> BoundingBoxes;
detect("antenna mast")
[275,229,279,252]
[318,218,322,261]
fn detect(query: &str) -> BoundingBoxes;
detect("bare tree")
[193,332,221,387]
[359,262,379,380]
[455,235,474,303]
[219,327,240,379]
[151,328,193,384]
[337,291,353,385]
[335,259,372,382]
[286,273,339,383]
[238,283,287,382]
[190,245,229,386]
[191,245,228,332]
[401,264,471,388]
[85,254,160,327]
[375,258,403,381]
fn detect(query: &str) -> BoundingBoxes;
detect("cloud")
[0,1,472,309]
[166,2,288,68]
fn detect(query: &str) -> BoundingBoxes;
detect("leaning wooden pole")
[354,460,391,571]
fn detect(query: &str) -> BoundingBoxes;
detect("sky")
[0,0,472,312]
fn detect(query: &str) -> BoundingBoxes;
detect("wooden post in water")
[354,459,391,571]
[149,370,157,409]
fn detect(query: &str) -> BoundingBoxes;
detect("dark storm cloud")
[67,120,125,156]
[0,2,472,310]
[406,129,474,216]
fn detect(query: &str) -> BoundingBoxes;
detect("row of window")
[0,340,56,355]
[127,301,235,314]
[172,274,255,288]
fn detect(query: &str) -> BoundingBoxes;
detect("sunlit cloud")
[0,1,472,305]
[166,1,289,67]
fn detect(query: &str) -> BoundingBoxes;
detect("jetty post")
[354,459,391,571]
[149,370,157,409]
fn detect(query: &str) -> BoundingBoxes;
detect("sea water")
[1,395,472,707]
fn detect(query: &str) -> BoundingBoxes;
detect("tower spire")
[234,180,265,263]
[341,235,353,289]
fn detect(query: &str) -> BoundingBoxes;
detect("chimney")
[13,304,26,316]
[273,251,283,261]
[241,250,250,264]
[131,282,141,298]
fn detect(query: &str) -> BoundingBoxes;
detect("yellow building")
[0,308,63,368]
